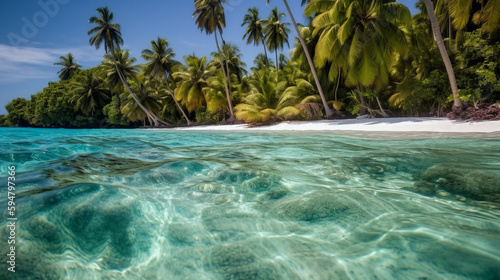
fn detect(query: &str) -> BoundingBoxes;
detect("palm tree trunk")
[282,0,336,118]
[262,36,269,66]
[275,51,279,72]
[356,85,367,115]
[376,97,389,117]
[225,58,233,104]
[171,93,191,126]
[114,63,171,127]
[358,91,367,115]
[334,71,341,101]
[221,39,233,113]
[164,70,192,126]
[146,114,153,127]
[115,63,155,125]
[215,31,235,121]
[423,0,462,109]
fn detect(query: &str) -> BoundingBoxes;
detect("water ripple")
[0,128,499,279]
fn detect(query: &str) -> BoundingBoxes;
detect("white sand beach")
[174,117,500,133]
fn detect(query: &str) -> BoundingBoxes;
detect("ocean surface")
[0,127,499,279]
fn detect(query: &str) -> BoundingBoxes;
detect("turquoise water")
[0,127,499,279]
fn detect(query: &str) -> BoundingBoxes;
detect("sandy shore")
[173,117,500,133]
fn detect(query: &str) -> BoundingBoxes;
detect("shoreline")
[171,117,500,133]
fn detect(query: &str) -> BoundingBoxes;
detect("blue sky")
[0,0,419,115]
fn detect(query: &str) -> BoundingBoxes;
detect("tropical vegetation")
[2,0,499,128]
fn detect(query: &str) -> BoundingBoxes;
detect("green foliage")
[4,1,500,125]
[203,70,230,117]
[308,0,411,90]
[449,0,500,33]
[193,0,226,35]
[0,115,8,127]
[210,43,247,83]
[235,65,322,123]
[195,106,220,124]
[235,68,279,122]
[121,75,163,124]
[173,55,208,113]
[100,49,140,88]
[261,7,291,71]
[141,37,181,80]
[3,70,112,128]
[242,7,265,46]
[88,6,123,53]
[70,69,110,116]
[456,31,500,103]
[70,115,102,127]
[390,29,500,115]
[412,70,451,113]
[103,95,130,126]
[5,98,30,127]
[54,53,82,80]
[31,81,76,126]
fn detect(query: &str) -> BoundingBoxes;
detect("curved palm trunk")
[225,58,233,105]
[215,31,235,121]
[164,71,192,126]
[376,97,389,117]
[423,0,462,109]
[282,0,336,118]
[114,63,172,127]
[334,71,341,101]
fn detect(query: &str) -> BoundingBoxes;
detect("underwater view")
[1,128,499,279]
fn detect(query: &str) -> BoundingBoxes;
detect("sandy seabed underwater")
[0,128,499,279]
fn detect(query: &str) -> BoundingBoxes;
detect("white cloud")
[179,39,198,48]
[0,44,104,83]
[0,64,53,83]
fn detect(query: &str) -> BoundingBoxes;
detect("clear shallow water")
[0,127,499,279]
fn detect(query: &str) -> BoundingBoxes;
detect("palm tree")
[449,0,500,33]
[278,61,331,119]
[193,0,235,121]
[422,0,462,109]
[203,70,230,118]
[261,7,290,72]
[102,49,171,126]
[173,55,208,113]
[210,43,247,92]
[70,70,110,116]
[252,53,275,71]
[279,63,315,108]
[54,53,81,80]
[434,0,454,41]
[242,7,269,65]
[88,6,123,54]
[121,75,163,126]
[278,53,289,70]
[142,37,192,125]
[235,68,280,123]
[235,68,301,122]
[266,0,337,118]
[100,49,140,86]
[308,0,411,114]
[88,6,170,126]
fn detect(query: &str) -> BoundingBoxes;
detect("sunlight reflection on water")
[0,128,499,279]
